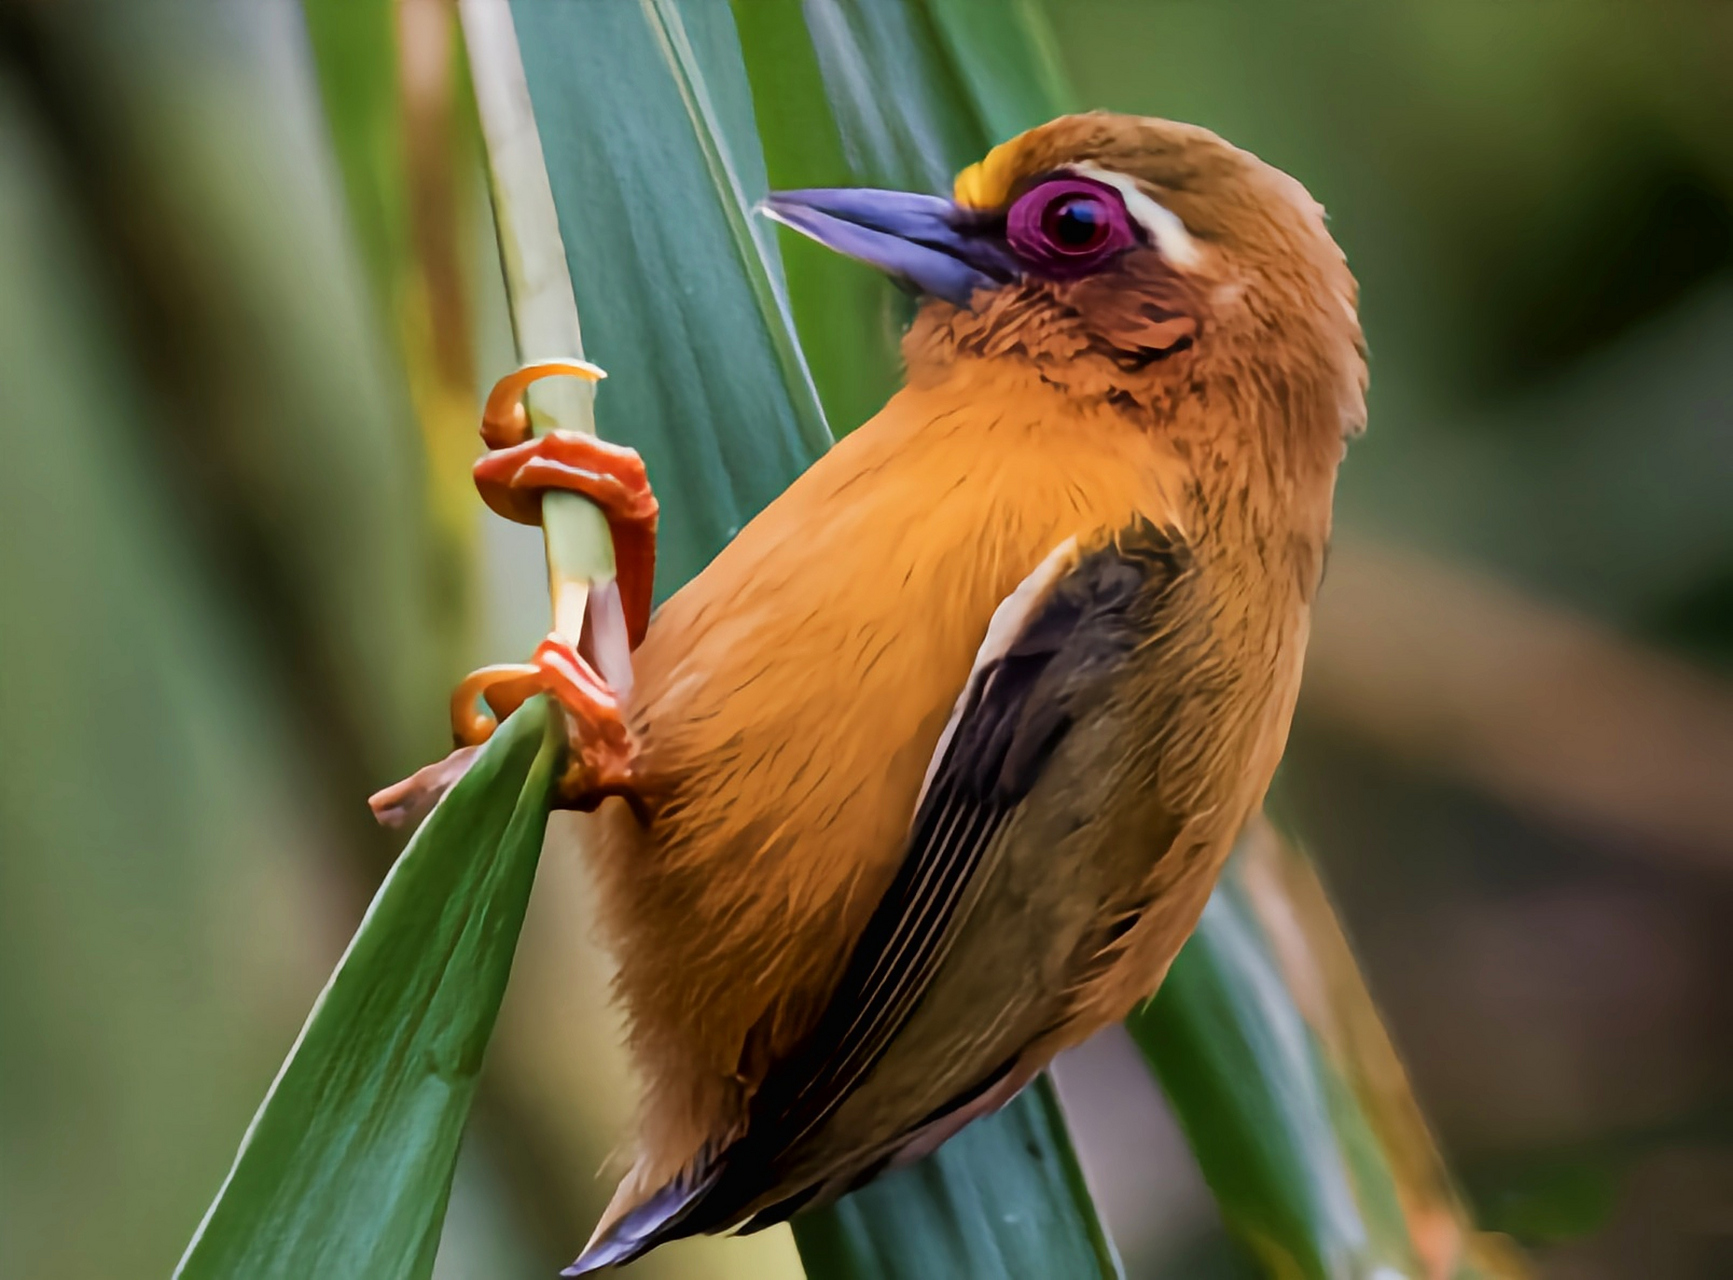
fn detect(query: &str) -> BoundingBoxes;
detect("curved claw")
[480,358,607,449]
[450,662,544,746]
[449,639,642,814]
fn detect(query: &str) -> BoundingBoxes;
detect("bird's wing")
[568,519,1200,1271]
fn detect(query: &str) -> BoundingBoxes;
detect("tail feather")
[561,1171,719,1275]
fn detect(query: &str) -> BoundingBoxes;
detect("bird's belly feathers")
[578,374,1275,1174]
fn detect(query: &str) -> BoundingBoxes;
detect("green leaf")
[300,0,405,346]
[174,701,559,1280]
[791,1077,1121,1280]
[509,0,831,589]
[1130,821,1527,1280]
[1130,875,1381,1279]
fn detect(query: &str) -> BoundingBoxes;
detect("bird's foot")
[476,363,659,646]
[447,361,658,811]
[452,635,641,812]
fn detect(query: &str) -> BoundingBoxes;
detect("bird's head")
[763,112,1366,441]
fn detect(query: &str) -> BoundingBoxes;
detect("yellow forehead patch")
[952,132,1035,210]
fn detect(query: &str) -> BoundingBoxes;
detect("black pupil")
[1047,195,1106,249]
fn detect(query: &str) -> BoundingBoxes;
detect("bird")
[443,111,1366,1272]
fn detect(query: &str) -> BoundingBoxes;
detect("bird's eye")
[1042,194,1111,251]
[1007,176,1137,275]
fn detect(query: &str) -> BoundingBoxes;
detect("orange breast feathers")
[577,360,1191,1175]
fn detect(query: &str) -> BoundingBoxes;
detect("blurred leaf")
[1132,878,1385,1278]
[175,701,558,1280]
[925,0,1077,139]
[2,3,476,1276]
[11,0,451,792]
[0,65,350,1280]
[1043,0,1733,652]
[1469,1157,1622,1247]
[1132,820,1527,1280]
[303,0,483,623]
[301,0,407,330]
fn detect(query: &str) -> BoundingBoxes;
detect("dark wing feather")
[567,520,1193,1270]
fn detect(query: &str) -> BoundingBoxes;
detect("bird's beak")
[759,188,1013,308]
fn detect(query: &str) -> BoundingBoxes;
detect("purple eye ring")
[1006,176,1138,275]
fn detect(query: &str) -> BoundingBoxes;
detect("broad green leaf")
[508,0,831,589]
[174,701,560,1280]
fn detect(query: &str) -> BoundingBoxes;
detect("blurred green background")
[2,2,1730,1279]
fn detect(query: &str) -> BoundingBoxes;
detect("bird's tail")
[560,1164,722,1276]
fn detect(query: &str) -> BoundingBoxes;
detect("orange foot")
[451,636,640,813]
[453,361,659,814]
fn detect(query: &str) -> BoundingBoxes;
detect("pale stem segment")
[480,358,615,644]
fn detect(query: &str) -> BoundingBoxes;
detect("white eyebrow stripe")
[1068,162,1201,268]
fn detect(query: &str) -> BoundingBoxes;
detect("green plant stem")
[460,0,615,627]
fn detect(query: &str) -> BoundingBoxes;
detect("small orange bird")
[450,113,1365,1271]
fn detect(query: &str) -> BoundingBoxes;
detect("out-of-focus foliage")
[302,0,483,590]
[175,702,558,1280]
[1132,819,1525,1280]
[1046,1,1733,644]
[0,3,456,1277]
[4,2,1730,1280]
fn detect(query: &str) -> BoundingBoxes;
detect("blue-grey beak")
[759,188,1014,308]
